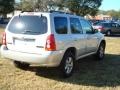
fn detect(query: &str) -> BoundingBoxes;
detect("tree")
[106,10,120,19]
[0,0,15,18]
[99,10,120,19]
[65,0,102,16]
[19,0,102,16]
[52,0,103,16]
[19,0,35,11]
[20,0,51,11]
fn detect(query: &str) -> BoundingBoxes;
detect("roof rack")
[49,10,73,15]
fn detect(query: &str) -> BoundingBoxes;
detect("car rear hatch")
[6,15,48,54]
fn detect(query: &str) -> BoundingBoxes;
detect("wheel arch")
[62,47,77,61]
[97,39,106,51]
[66,47,76,56]
[59,47,76,77]
[101,40,106,48]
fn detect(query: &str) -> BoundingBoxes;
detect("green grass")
[0,35,120,90]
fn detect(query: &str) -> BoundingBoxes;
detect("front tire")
[14,61,30,69]
[95,43,105,60]
[60,51,75,78]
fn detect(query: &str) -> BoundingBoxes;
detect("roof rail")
[21,11,33,13]
[49,10,73,15]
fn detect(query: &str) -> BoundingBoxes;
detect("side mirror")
[93,29,98,33]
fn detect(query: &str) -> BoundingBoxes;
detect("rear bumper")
[0,45,64,67]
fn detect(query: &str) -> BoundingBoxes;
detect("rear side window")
[8,16,47,35]
[54,17,68,34]
[70,18,82,34]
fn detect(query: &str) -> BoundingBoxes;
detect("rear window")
[103,23,111,27]
[95,23,102,26]
[8,16,47,35]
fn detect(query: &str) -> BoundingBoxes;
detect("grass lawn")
[0,29,120,90]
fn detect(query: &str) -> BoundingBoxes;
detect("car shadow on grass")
[26,54,120,87]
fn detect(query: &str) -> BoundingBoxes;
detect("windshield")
[8,15,47,35]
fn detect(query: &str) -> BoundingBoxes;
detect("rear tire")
[106,30,111,36]
[14,61,30,69]
[59,51,75,78]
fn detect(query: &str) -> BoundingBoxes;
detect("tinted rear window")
[8,16,47,35]
[102,23,111,27]
[95,23,102,26]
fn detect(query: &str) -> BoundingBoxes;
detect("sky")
[99,0,120,11]
[16,0,120,11]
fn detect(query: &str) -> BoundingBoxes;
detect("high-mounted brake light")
[45,34,56,51]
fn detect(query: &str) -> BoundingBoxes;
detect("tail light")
[98,26,104,31]
[45,34,56,51]
[2,32,6,45]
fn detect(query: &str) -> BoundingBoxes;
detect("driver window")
[80,19,93,34]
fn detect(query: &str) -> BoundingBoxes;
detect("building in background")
[85,14,112,20]
[7,10,21,18]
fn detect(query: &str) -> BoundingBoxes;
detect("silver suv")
[1,11,106,77]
